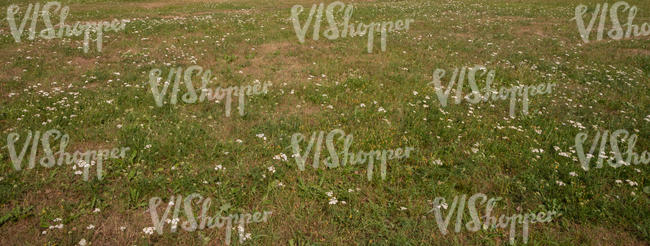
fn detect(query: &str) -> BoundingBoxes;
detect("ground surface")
[0,0,649,245]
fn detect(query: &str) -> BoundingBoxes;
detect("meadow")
[0,0,648,245]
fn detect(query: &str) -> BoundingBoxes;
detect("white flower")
[556,180,566,186]
[326,191,334,197]
[359,103,366,107]
[120,226,126,231]
[328,198,338,205]
[78,239,87,246]
[256,133,267,141]
[93,208,101,213]
[144,144,152,149]
[215,165,224,171]
[116,124,123,129]
[273,153,288,162]
[237,224,252,242]
[412,91,418,96]
[615,180,623,184]
[267,166,276,173]
[143,227,155,235]
[569,172,577,177]
[378,107,386,113]
[433,159,443,166]
[277,182,284,187]
[86,224,95,230]
[236,139,243,143]
[399,207,407,211]
[626,180,638,186]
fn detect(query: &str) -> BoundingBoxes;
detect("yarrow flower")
[237,224,252,242]
[273,153,288,162]
[325,191,341,205]
[143,227,155,235]
[328,198,338,205]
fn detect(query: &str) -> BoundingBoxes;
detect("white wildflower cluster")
[273,153,288,162]
[73,159,95,176]
[142,227,155,235]
[326,191,346,205]
[42,218,64,235]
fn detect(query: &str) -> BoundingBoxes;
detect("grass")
[0,0,649,245]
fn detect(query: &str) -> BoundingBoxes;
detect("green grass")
[0,0,649,245]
